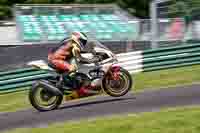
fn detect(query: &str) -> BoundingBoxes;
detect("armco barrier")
[118,43,200,72]
[1,43,200,94]
[142,43,200,71]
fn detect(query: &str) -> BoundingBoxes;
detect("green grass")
[0,90,29,112]
[4,106,200,133]
[135,64,200,91]
[1,64,200,112]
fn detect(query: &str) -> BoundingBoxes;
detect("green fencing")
[142,43,200,72]
[1,43,200,94]
[0,68,52,94]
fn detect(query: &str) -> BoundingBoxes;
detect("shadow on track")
[59,95,135,111]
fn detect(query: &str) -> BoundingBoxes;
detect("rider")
[48,32,98,98]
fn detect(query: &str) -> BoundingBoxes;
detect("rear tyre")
[29,82,63,112]
[102,67,132,97]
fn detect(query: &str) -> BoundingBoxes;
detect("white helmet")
[71,32,88,50]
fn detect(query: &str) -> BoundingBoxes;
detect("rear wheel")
[102,67,132,97]
[29,82,63,112]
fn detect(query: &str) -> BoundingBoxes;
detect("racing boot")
[65,90,80,101]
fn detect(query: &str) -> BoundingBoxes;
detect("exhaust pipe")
[37,80,63,96]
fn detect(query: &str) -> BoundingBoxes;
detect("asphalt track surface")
[1,84,200,132]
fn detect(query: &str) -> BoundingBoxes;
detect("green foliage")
[168,0,200,22]
[25,0,51,4]
[0,0,150,20]
[0,0,26,5]
[0,0,198,20]
[117,0,149,18]
[0,5,11,20]
[185,0,200,21]
[0,0,9,5]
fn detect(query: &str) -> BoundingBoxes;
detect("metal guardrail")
[0,21,16,26]
[120,43,200,72]
[1,43,200,94]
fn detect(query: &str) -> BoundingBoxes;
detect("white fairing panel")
[94,47,113,58]
[81,53,94,59]
[27,60,53,70]
[94,47,116,64]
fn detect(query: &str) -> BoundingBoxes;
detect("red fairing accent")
[111,64,120,80]
[77,87,88,97]
[112,64,120,72]
[112,64,120,67]
[78,85,95,97]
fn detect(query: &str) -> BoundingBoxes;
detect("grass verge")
[134,64,200,91]
[0,90,29,112]
[1,64,200,112]
[3,106,200,133]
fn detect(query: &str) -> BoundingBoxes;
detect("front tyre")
[102,67,132,97]
[29,82,63,112]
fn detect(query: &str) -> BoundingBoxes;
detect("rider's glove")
[69,64,77,72]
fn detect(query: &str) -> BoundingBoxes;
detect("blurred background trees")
[1,0,199,21]
[0,0,149,20]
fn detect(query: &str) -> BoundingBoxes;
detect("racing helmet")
[71,32,88,50]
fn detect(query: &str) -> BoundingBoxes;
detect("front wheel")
[102,67,132,97]
[29,82,63,112]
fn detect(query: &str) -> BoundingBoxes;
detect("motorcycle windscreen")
[84,39,111,52]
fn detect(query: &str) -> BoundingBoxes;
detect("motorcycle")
[27,40,133,111]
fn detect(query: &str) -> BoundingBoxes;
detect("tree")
[25,0,51,4]
[0,5,11,20]
[167,0,200,23]
[0,0,151,20]
[117,0,149,18]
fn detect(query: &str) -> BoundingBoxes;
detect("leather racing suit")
[48,38,94,73]
[48,38,98,95]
